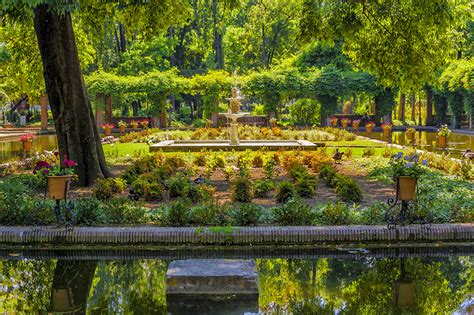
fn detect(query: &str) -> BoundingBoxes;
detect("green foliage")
[334,174,363,203]
[0,175,54,225]
[229,203,262,226]
[131,176,164,201]
[295,175,318,198]
[254,179,275,198]
[314,202,354,225]
[288,98,320,126]
[263,156,278,179]
[232,177,253,203]
[270,198,314,226]
[167,174,191,198]
[160,199,192,227]
[102,198,147,224]
[93,177,127,200]
[190,201,229,226]
[276,181,297,203]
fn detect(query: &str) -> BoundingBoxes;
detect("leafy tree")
[1,0,190,185]
[300,0,472,90]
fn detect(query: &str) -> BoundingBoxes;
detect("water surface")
[0,250,471,314]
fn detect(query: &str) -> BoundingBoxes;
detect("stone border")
[0,224,471,246]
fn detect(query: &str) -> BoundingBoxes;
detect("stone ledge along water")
[0,224,472,246]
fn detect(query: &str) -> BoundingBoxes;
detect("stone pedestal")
[166,259,258,314]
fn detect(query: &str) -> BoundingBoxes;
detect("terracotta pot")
[397,176,417,201]
[22,140,33,152]
[104,127,112,137]
[119,125,126,133]
[366,125,373,134]
[341,121,348,129]
[47,175,72,200]
[383,128,391,138]
[437,136,447,148]
[353,122,360,130]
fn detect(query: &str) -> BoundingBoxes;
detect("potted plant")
[437,124,450,148]
[118,120,127,133]
[405,127,416,142]
[352,119,361,131]
[140,119,149,129]
[269,118,277,128]
[365,121,375,134]
[130,120,139,130]
[341,117,351,129]
[102,123,114,137]
[389,152,428,201]
[34,155,77,200]
[382,122,392,138]
[330,117,338,127]
[20,133,35,153]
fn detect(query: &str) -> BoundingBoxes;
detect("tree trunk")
[399,93,406,121]
[33,4,111,186]
[410,93,416,122]
[425,87,434,126]
[212,0,224,69]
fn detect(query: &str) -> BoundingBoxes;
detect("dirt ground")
[68,160,396,209]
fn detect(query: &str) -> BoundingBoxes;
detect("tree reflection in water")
[0,256,471,314]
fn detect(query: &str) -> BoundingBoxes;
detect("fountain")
[150,79,323,152]
[223,87,249,146]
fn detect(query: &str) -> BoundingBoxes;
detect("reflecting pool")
[360,131,473,158]
[0,249,472,314]
[0,135,57,163]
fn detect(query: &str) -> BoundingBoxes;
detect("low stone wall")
[0,224,471,246]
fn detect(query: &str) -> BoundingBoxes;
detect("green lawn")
[103,143,150,159]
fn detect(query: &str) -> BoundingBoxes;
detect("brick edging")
[0,224,472,246]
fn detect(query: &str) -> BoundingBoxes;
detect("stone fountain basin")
[150,140,324,152]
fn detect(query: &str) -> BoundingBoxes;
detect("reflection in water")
[0,135,57,163]
[50,261,97,313]
[360,131,473,158]
[0,255,471,314]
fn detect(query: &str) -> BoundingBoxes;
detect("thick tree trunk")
[399,93,406,121]
[33,4,111,186]
[425,87,434,126]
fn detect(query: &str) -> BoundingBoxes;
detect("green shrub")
[263,157,277,179]
[0,176,54,225]
[276,181,297,203]
[163,199,192,226]
[232,177,253,203]
[358,202,386,225]
[319,164,337,187]
[335,175,363,203]
[122,155,163,184]
[74,198,107,225]
[230,203,261,226]
[295,175,317,198]
[187,184,214,203]
[93,178,127,200]
[288,164,308,180]
[190,201,229,226]
[314,202,355,225]
[254,179,275,197]
[131,177,164,201]
[167,174,191,198]
[103,198,147,224]
[252,155,264,168]
[270,198,314,225]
